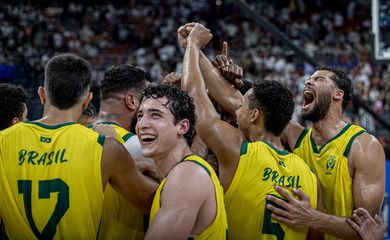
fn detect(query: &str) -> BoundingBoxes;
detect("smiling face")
[136,96,188,159]
[302,70,336,122]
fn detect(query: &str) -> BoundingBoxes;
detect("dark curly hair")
[316,66,352,110]
[0,83,27,130]
[45,53,92,109]
[140,85,196,146]
[101,64,149,99]
[249,80,294,136]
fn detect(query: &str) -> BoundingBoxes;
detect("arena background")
[0,0,389,237]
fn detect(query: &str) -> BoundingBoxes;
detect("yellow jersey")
[0,121,104,239]
[98,122,145,240]
[293,124,365,240]
[225,140,318,240]
[150,155,228,239]
[87,121,133,144]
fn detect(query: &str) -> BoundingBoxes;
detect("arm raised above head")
[178,23,242,115]
[181,23,244,189]
[199,44,242,115]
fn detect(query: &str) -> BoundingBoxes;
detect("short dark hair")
[140,85,196,146]
[0,83,27,130]
[101,65,149,99]
[45,53,92,109]
[249,80,294,136]
[316,66,352,109]
[239,79,253,95]
[82,79,101,118]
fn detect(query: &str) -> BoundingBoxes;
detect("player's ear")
[334,88,344,101]
[82,91,93,110]
[124,92,137,111]
[177,119,190,135]
[250,109,260,123]
[38,86,46,105]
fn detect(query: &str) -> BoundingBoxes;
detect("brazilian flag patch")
[40,136,51,143]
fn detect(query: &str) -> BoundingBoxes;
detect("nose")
[136,115,150,131]
[304,77,313,87]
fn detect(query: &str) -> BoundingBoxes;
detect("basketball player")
[191,40,385,239]
[96,64,158,240]
[0,83,28,239]
[0,83,28,130]
[181,23,321,239]
[267,67,385,240]
[0,54,157,239]
[137,85,228,239]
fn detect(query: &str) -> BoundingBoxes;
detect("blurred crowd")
[0,0,389,151]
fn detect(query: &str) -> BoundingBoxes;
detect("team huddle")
[0,23,386,240]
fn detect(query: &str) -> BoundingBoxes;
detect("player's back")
[0,121,104,239]
[224,140,318,240]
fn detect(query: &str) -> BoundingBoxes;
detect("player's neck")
[114,117,132,132]
[100,103,133,131]
[311,115,347,145]
[255,132,285,151]
[101,115,132,131]
[38,105,82,125]
[155,143,193,177]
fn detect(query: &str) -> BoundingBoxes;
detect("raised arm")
[178,23,242,115]
[101,137,158,213]
[181,23,244,189]
[209,42,244,89]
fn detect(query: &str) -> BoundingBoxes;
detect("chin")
[140,149,155,158]
[301,110,310,118]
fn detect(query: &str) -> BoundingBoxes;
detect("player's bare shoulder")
[348,131,385,173]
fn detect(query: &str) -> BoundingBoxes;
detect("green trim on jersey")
[261,141,290,155]
[122,133,134,142]
[178,155,211,177]
[310,124,351,153]
[185,160,211,176]
[343,130,366,157]
[87,122,121,129]
[97,134,105,146]
[294,128,309,149]
[98,121,121,127]
[26,121,76,129]
[98,121,134,142]
[240,140,249,156]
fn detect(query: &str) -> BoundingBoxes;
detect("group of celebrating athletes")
[0,22,386,240]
